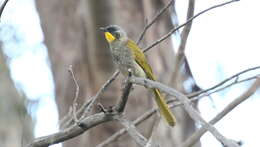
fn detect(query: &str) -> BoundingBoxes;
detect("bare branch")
[143,0,239,52]
[188,66,260,98]
[27,113,115,147]
[137,0,175,44]
[197,74,260,99]
[60,70,120,128]
[82,70,120,116]
[95,68,259,147]
[182,78,260,147]
[114,72,133,113]
[0,0,9,20]
[68,65,80,123]
[117,116,149,147]
[171,0,195,83]
[130,77,240,147]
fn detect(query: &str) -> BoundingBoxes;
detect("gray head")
[100,25,128,43]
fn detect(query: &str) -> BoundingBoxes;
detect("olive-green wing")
[127,39,155,80]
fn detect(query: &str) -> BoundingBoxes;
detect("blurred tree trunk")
[35,0,199,146]
[0,48,33,147]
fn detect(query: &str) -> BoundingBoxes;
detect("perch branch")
[27,71,132,147]
[130,77,240,147]
[97,69,259,147]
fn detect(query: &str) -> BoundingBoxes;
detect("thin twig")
[130,77,240,147]
[197,74,260,99]
[0,0,9,20]
[143,0,239,52]
[170,0,195,83]
[182,78,260,147]
[61,70,119,129]
[137,0,175,44]
[82,70,120,117]
[188,66,260,98]
[68,65,80,123]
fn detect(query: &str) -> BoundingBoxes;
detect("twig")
[130,77,240,147]
[82,70,120,117]
[97,105,157,147]
[188,66,260,98]
[27,113,115,147]
[143,0,239,52]
[117,116,149,147]
[60,70,120,129]
[171,0,195,83]
[68,65,80,123]
[197,74,260,99]
[0,0,9,20]
[136,0,175,45]
[182,78,260,147]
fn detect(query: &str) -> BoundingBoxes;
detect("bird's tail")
[153,89,176,126]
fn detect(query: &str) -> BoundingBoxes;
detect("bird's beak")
[99,27,107,32]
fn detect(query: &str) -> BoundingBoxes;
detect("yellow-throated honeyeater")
[100,25,176,126]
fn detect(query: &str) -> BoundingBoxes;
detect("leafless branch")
[188,66,260,98]
[117,116,149,147]
[130,77,240,147]
[0,0,9,20]
[143,0,239,52]
[60,70,120,129]
[27,113,115,147]
[137,0,175,45]
[114,72,133,113]
[182,78,260,147]
[197,74,260,99]
[171,0,195,83]
[90,68,260,147]
[27,70,133,147]
[82,70,120,117]
[68,65,80,123]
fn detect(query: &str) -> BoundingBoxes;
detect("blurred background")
[0,0,259,147]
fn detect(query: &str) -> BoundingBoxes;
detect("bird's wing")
[127,39,156,80]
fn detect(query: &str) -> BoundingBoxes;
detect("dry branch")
[130,77,240,147]
[117,117,149,147]
[170,0,195,83]
[137,0,175,44]
[27,72,132,147]
[182,78,260,147]
[143,0,239,52]
[97,69,259,146]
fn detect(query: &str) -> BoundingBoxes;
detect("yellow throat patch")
[105,32,116,42]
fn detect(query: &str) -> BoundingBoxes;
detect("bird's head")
[100,25,128,43]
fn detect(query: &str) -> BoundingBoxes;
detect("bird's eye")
[114,32,120,39]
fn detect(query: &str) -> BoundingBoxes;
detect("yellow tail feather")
[153,89,176,126]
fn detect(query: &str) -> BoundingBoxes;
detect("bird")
[100,25,176,126]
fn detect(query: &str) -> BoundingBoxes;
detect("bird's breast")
[110,44,145,77]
